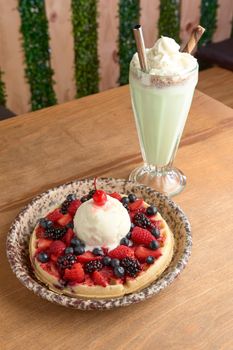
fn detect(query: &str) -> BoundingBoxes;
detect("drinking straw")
[182,25,205,54]
[133,25,149,72]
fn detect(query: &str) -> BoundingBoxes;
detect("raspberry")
[131,226,155,246]
[49,240,66,256]
[108,245,135,260]
[85,260,103,274]
[47,208,63,222]
[133,213,151,228]
[121,257,141,277]
[57,254,76,270]
[64,263,85,282]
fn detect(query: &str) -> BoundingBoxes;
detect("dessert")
[29,182,174,299]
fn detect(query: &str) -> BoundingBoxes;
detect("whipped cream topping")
[73,195,131,250]
[131,36,197,76]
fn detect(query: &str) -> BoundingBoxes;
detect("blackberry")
[66,193,76,201]
[45,226,66,240]
[121,257,141,277]
[60,199,70,214]
[133,213,151,229]
[81,195,89,203]
[85,260,103,274]
[88,190,96,199]
[57,254,76,269]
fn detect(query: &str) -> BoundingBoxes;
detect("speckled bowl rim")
[6,178,192,310]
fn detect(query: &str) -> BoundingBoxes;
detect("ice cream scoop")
[73,195,131,250]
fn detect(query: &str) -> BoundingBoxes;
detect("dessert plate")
[6,178,192,310]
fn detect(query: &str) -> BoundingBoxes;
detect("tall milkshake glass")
[129,57,198,196]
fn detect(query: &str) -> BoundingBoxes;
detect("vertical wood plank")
[213,0,233,42]
[140,0,160,48]
[98,0,119,91]
[45,0,76,103]
[180,0,202,47]
[0,0,30,114]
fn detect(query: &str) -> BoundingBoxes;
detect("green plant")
[119,0,140,85]
[0,70,6,106]
[158,0,180,43]
[71,0,99,98]
[199,0,218,46]
[19,0,57,111]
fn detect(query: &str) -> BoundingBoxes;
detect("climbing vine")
[119,0,140,85]
[0,70,6,106]
[199,0,218,46]
[71,0,99,98]
[158,0,180,43]
[18,0,57,111]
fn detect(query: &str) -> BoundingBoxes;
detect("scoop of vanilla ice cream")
[73,195,131,250]
[131,36,197,76]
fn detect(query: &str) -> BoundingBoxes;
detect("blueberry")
[70,237,82,247]
[66,221,74,229]
[39,218,53,229]
[126,231,132,239]
[128,193,137,203]
[150,227,160,239]
[66,193,76,201]
[120,237,130,246]
[121,197,129,205]
[149,240,160,250]
[74,246,85,256]
[130,222,135,231]
[65,247,74,254]
[146,256,155,264]
[114,266,125,277]
[111,258,120,267]
[146,206,158,216]
[81,196,89,203]
[37,252,49,263]
[92,247,104,256]
[102,256,111,266]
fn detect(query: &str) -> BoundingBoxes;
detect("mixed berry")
[34,188,165,288]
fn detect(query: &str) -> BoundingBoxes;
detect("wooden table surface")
[0,86,233,350]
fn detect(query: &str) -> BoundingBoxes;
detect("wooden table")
[0,86,233,350]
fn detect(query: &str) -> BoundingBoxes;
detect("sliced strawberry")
[57,213,72,226]
[36,226,45,238]
[76,251,102,263]
[62,228,74,246]
[37,238,52,252]
[131,226,155,246]
[108,192,122,201]
[101,266,114,281]
[49,240,66,256]
[92,271,108,287]
[46,208,63,222]
[108,245,135,260]
[40,262,60,278]
[84,274,94,286]
[150,220,162,228]
[135,246,162,262]
[64,263,85,282]
[129,199,144,211]
[68,199,82,216]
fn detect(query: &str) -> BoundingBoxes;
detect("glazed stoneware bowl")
[6,178,192,310]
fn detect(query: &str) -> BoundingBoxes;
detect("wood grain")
[140,0,160,48]
[0,0,30,114]
[98,0,119,91]
[180,0,201,48]
[45,0,76,103]
[213,0,233,42]
[0,87,233,349]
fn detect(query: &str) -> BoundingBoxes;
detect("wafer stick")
[182,25,205,54]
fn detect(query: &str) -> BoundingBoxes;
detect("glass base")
[129,165,186,197]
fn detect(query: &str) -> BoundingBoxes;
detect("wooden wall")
[0,0,232,115]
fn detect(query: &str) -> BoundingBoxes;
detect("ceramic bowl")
[6,178,192,310]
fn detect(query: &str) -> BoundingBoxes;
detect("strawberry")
[131,226,155,246]
[92,271,108,287]
[40,262,60,278]
[37,238,52,252]
[62,228,74,246]
[46,208,63,222]
[135,246,162,262]
[76,251,102,263]
[150,220,162,229]
[64,263,85,282]
[68,199,81,216]
[108,192,122,201]
[49,240,66,256]
[36,226,45,238]
[129,199,144,211]
[57,213,72,226]
[108,245,134,260]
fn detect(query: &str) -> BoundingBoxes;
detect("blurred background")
[0,0,232,117]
